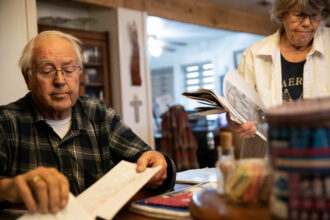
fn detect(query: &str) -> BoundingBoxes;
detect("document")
[18,193,93,220]
[175,167,219,184]
[182,70,267,141]
[17,160,160,220]
[77,160,161,219]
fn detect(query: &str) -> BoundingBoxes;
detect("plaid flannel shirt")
[0,93,175,195]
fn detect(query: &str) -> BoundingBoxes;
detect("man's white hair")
[18,30,82,75]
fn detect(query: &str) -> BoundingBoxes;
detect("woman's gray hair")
[271,0,330,23]
[18,30,82,75]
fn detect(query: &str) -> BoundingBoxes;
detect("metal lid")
[265,97,330,127]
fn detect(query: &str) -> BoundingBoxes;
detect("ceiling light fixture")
[257,0,271,7]
[148,36,163,57]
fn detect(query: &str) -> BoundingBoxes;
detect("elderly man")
[0,31,175,214]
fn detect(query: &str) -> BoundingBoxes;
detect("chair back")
[160,105,199,171]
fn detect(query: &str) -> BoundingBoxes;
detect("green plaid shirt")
[0,93,167,195]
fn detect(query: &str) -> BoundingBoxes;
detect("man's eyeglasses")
[290,12,325,22]
[35,65,81,79]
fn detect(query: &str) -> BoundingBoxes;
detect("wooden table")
[189,187,270,220]
[0,184,271,220]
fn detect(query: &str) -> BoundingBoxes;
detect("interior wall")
[149,32,264,109]
[115,8,154,147]
[0,0,38,105]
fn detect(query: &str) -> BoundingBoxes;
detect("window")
[183,62,215,91]
[151,67,174,103]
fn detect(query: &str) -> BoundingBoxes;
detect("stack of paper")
[130,182,217,220]
[17,161,161,220]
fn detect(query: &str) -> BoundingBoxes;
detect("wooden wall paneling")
[72,0,278,35]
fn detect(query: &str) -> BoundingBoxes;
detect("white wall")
[0,0,38,105]
[115,8,154,147]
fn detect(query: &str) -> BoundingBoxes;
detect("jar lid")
[220,131,233,148]
[265,97,330,126]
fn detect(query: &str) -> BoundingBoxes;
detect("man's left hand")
[136,151,167,189]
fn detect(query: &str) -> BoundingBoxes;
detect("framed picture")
[233,49,244,69]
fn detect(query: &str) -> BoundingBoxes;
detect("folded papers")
[182,70,267,141]
[130,182,217,220]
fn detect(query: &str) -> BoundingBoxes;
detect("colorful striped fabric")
[160,105,199,171]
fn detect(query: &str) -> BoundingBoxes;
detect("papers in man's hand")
[77,160,161,220]
[18,160,161,220]
[182,70,267,141]
[18,193,93,220]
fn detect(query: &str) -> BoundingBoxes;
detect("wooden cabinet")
[38,24,111,105]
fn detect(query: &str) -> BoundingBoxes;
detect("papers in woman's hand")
[182,70,267,141]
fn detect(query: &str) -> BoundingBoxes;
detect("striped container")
[265,98,330,220]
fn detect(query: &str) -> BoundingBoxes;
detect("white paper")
[182,70,267,141]
[77,160,161,219]
[176,167,219,184]
[223,70,267,140]
[154,94,174,118]
[18,193,93,220]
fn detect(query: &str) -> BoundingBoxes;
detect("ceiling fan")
[38,16,97,27]
[148,35,187,55]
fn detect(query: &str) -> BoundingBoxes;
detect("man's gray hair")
[18,30,82,75]
[271,0,330,23]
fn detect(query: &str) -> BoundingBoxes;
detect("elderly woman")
[228,0,330,157]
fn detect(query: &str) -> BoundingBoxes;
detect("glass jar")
[265,97,330,219]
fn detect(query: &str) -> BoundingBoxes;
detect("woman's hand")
[226,113,256,138]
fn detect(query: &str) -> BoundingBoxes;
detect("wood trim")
[72,0,278,35]
[38,24,107,41]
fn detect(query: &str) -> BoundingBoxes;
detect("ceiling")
[147,16,239,44]
[147,0,275,46]
[148,0,330,48]
[206,0,275,15]
[209,0,330,23]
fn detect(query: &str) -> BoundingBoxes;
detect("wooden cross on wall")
[130,95,142,123]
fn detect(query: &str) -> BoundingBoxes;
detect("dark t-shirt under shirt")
[281,54,305,103]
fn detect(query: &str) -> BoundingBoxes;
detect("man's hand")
[226,113,256,138]
[136,151,167,189]
[0,167,69,214]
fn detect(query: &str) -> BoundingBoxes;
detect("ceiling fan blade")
[164,40,187,46]
[161,45,176,52]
